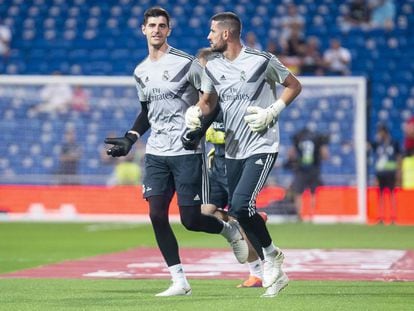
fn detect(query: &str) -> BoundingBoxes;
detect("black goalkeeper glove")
[104,132,138,157]
[181,128,203,150]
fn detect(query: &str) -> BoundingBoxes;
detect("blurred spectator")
[244,31,262,50]
[403,116,414,155]
[340,0,371,32]
[370,124,401,224]
[284,24,306,57]
[401,153,414,189]
[71,85,90,113]
[300,36,324,76]
[284,127,329,221]
[369,0,396,31]
[279,3,305,46]
[0,19,11,63]
[401,117,414,190]
[56,128,81,184]
[265,41,279,56]
[267,40,301,75]
[34,72,73,114]
[111,153,142,186]
[323,39,351,75]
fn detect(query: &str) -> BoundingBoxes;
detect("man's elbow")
[293,79,302,96]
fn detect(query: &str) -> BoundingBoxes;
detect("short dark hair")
[143,6,170,27]
[211,12,242,38]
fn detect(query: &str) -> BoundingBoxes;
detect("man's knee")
[229,194,251,219]
[180,214,200,231]
[180,205,202,231]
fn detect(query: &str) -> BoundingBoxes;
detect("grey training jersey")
[202,47,290,159]
[134,46,202,156]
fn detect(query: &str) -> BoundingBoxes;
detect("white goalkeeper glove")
[244,99,286,132]
[185,105,202,130]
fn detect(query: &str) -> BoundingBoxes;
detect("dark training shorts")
[143,153,203,206]
[208,155,229,209]
[225,153,277,219]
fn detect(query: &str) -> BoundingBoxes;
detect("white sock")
[168,264,188,286]
[263,243,277,258]
[248,259,263,279]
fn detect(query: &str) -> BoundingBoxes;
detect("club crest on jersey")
[162,71,170,81]
[240,71,246,81]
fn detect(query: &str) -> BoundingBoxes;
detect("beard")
[211,41,227,53]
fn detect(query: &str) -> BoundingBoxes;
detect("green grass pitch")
[0,222,413,310]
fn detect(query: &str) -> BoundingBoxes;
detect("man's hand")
[185,106,202,130]
[244,99,286,132]
[104,132,138,157]
[181,128,203,150]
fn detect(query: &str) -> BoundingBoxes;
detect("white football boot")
[261,272,289,298]
[262,249,285,288]
[221,219,249,264]
[155,282,192,297]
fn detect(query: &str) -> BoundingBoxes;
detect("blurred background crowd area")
[0,0,412,186]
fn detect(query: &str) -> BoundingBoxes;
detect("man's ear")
[141,25,146,35]
[167,28,171,37]
[223,29,229,40]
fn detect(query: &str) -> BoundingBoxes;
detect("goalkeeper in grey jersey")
[104,7,248,297]
[185,12,302,297]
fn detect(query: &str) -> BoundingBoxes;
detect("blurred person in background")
[71,85,90,113]
[323,38,352,76]
[370,124,401,224]
[401,117,414,189]
[111,153,142,186]
[285,127,329,221]
[284,24,306,57]
[34,72,73,115]
[0,19,11,64]
[369,0,396,31]
[104,7,248,297]
[300,36,325,76]
[340,0,371,32]
[279,3,305,47]
[243,31,262,50]
[56,128,81,185]
[185,12,302,297]
[403,116,414,156]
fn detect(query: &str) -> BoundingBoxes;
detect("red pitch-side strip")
[1,248,413,281]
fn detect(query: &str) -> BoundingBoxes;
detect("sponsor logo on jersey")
[193,194,200,201]
[150,87,174,101]
[220,75,226,80]
[222,87,250,101]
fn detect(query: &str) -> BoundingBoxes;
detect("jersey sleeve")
[187,59,203,91]
[135,83,146,102]
[265,55,291,84]
[200,66,217,94]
